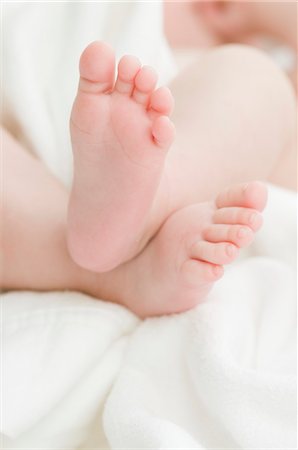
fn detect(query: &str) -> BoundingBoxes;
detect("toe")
[149,87,174,117]
[114,55,141,95]
[180,259,224,287]
[216,181,268,212]
[191,241,239,265]
[132,66,158,106]
[79,41,115,94]
[213,207,263,232]
[203,224,254,248]
[152,116,176,150]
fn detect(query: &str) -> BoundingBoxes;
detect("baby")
[196,1,296,49]
[65,40,293,317]
[165,2,296,50]
[166,1,297,91]
[3,32,296,319]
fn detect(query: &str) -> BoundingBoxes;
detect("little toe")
[149,87,174,117]
[180,259,224,287]
[79,41,115,94]
[191,241,239,265]
[213,207,263,232]
[152,116,176,149]
[132,66,158,106]
[115,55,141,95]
[216,181,268,212]
[203,224,254,248]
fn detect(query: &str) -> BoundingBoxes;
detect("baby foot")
[68,41,175,272]
[124,182,267,317]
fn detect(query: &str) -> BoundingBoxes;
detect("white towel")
[103,185,297,449]
[104,259,296,449]
[2,184,296,449]
[2,292,138,448]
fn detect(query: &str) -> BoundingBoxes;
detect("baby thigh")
[168,44,296,202]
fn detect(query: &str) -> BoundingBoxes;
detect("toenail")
[238,227,249,238]
[249,212,258,226]
[226,244,235,257]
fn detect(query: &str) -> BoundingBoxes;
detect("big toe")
[216,181,268,212]
[79,41,115,94]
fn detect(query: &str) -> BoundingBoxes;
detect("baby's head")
[195,1,296,49]
[194,1,253,40]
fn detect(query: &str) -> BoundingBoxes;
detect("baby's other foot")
[68,42,175,272]
[126,181,267,317]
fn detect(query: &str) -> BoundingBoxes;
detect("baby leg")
[138,44,296,250]
[118,181,268,317]
[67,43,296,274]
[166,44,296,206]
[68,42,175,273]
[1,127,127,300]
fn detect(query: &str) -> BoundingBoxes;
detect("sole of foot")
[125,181,267,318]
[68,41,175,272]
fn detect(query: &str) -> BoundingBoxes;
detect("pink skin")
[196,1,297,49]
[68,42,175,272]
[120,181,267,317]
[67,41,269,317]
[4,37,277,318]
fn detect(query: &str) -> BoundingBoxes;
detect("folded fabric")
[2,184,296,449]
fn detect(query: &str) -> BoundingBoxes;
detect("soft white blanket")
[2,183,296,449]
[2,3,297,448]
